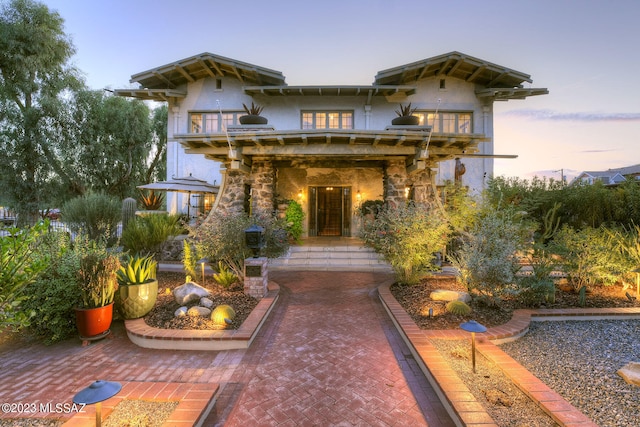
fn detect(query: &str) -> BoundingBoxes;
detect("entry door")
[308,187,351,237]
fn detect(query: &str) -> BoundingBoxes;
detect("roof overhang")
[174,128,496,174]
[476,87,549,101]
[243,85,416,98]
[112,88,187,102]
[129,52,286,89]
[375,51,538,89]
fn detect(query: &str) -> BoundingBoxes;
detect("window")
[414,112,472,134]
[302,111,353,129]
[189,112,243,133]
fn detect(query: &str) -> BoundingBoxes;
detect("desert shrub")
[120,213,183,257]
[61,193,121,242]
[551,225,624,290]
[0,221,50,330]
[608,224,640,286]
[213,261,238,288]
[450,210,534,306]
[284,200,305,243]
[181,240,198,280]
[360,203,450,285]
[445,300,472,315]
[21,232,81,343]
[190,212,289,280]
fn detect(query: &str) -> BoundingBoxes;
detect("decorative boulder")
[174,307,188,317]
[618,362,640,386]
[211,305,236,325]
[173,282,211,305]
[187,306,212,317]
[200,297,214,308]
[430,289,471,303]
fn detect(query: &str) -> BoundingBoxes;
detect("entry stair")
[268,237,392,272]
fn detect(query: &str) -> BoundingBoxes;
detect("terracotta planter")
[75,303,114,338]
[239,114,268,125]
[116,279,158,319]
[391,116,419,125]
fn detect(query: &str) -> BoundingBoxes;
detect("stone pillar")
[409,168,435,207]
[215,167,247,215]
[244,257,268,299]
[383,159,408,208]
[250,160,275,216]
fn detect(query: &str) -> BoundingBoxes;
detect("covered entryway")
[308,186,351,237]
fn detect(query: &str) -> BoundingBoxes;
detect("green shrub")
[181,240,198,280]
[358,199,384,217]
[360,203,449,285]
[0,221,50,330]
[190,212,289,281]
[445,300,472,315]
[22,232,81,343]
[551,225,622,290]
[61,194,121,242]
[213,261,238,288]
[120,213,183,257]
[284,200,305,243]
[450,210,534,306]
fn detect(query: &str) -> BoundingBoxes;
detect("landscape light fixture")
[73,380,122,427]
[198,257,208,285]
[459,320,487,373]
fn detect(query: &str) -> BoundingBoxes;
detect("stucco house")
[115,51,547,238]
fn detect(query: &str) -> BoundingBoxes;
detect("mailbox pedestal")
[244,257,268,299]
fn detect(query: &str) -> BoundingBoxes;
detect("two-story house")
[115,51,547,238]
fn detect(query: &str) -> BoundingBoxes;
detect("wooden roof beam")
[152,71,175,89]
[174,65,195,83]
[197,58,217,78]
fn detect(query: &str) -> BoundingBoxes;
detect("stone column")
[215,167,247,215]
[383,159,408,208]
[244,257,268,299]
[250,160,275,216]
[409,168,435,207]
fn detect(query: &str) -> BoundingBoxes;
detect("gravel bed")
[431,339,557,427]
[499,320,640,427]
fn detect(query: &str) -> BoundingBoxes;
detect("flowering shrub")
[359,204,449,285]
[189,212,289,281]
[284,200,305,243]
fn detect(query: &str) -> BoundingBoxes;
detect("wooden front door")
[308,187,351,237]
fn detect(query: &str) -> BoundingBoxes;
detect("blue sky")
[40,0,640,180]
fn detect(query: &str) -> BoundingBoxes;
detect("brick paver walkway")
[208,271,455,426]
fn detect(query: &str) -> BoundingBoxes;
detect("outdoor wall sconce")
[459,320,487,373]
[73,380,122,427]
[244,224,265,258]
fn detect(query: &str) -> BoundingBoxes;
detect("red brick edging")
[378,281,640,426]
[124,282,280,351]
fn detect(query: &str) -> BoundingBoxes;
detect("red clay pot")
[75,303,113,338]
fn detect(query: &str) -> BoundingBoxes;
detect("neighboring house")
[572,164,640,186]
[115,51,547,238]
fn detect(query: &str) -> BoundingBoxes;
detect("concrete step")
[268,244,392,272]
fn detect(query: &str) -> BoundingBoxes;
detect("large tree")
[0,0,82,224]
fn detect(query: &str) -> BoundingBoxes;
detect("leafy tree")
[0,0,82,224]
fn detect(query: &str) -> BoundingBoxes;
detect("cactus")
[578,285,587,307]
[122,197,137,232]
[445,300,472,315]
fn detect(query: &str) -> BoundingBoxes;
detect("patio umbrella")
[137,175,218,217]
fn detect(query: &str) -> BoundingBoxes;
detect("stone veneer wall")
[215,167,247,215]
[383,160,408,208]
[409,168,435,206]
[250,160,275,216]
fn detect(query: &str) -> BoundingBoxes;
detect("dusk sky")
[40,0,640,181]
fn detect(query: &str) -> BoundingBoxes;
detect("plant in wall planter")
[392,103,419,125]
[239,102,268,124]
[75,246,120,340]
[115,254,158,319]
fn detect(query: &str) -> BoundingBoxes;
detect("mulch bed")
[145,272,258,330]
[391,273,640,330]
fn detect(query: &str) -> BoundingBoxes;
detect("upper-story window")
[414,112,472,134]
[190,112,243,133]
[302,111,353,129]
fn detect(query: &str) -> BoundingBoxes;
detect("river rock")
[430,289,471,303]
[187,306,212,317]
[173,282,210,305]
[618,362,640,386]
[200,297,214,308]
[174,306,188,317]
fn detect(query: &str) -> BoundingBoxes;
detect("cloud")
[579,149,619,153]
[500,109,640,122]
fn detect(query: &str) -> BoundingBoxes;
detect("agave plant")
[242,102,264,116]
[395,103,417,117]
[139,190,164,210]
[117,254,157,286]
